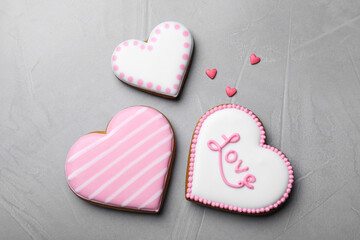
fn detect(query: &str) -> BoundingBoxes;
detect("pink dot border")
[112,22,192,97]
[185,104,294,214]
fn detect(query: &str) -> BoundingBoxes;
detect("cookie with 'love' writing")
[111,21,194,98]
[65,106,175,213]
[185,104,294,215]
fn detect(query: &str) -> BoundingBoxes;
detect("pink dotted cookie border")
[112,22,192,96]
[185,104,294,214]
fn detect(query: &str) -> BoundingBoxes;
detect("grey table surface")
[1,0,360,239]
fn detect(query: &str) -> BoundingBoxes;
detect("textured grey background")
[1,0,360,239]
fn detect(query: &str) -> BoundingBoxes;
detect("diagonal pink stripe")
[73,124,170,192]
[67,107,147,163]
[104,163,168,206]
[91,149,170,203]
[67,114,163,180]
[68,118,170,188]
[87,138,172,200]
[138,189,163,210]
[117,167,168,206]
[119,170,167,209]
[124,173,167,210]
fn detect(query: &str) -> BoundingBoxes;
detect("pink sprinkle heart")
[205,69,217,79]
[225,87,237,97]
[250,54,261,65]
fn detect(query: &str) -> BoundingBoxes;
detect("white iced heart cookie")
[186,104,294,214]
[111,21,194,98]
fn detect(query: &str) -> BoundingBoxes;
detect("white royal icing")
[111,21,194,98]
[191,108,290,209]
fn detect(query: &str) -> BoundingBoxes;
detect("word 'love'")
[207,133,256,189]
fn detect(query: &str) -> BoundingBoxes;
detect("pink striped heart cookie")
[111,21,194,98]
[65,106,175,213]
[186,104,293,215]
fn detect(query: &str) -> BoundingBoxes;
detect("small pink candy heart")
[250,54,261,65]
[206,69,217,79]
[225,86,237,97]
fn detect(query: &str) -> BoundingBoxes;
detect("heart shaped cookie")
[111,21,194,98]
[65,106,175,213]
[185,104,293,214]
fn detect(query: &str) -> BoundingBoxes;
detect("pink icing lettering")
[207,133,256,189]
[235,159,249,173]
[225,150,237,163]
[238,174,256,189]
